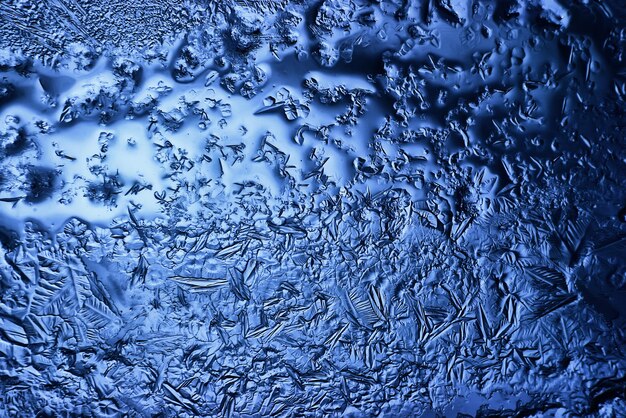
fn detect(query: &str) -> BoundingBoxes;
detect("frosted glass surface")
[0,0,625,416]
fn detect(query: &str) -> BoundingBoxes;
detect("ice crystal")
[0,0,625,417]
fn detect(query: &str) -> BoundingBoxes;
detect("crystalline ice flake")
[0,0,625,417]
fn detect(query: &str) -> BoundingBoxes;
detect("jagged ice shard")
[0,0,625,416]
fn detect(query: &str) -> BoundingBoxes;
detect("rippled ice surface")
[0,0,625,416]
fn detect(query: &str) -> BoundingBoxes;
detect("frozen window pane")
[0,0,625,416]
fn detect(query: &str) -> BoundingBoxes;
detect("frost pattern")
[1,0,626,417]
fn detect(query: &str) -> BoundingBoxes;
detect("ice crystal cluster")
[0,0,625,417]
